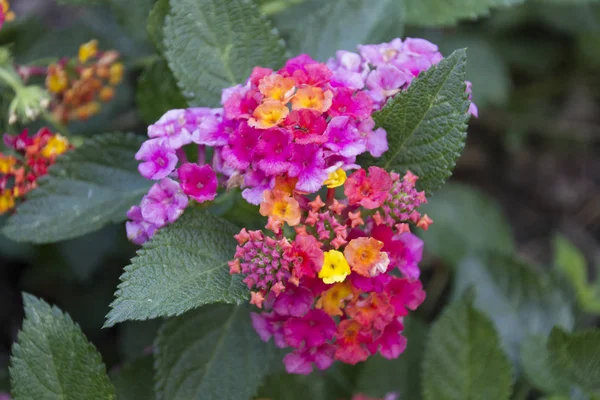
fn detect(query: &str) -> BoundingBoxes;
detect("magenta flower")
[273,286,314,317]
[288,144,328,193]
[329,87,373,119]
[365,64,409,105]
[139,178,188,226]
[221,122,261,170]
[147,109,193,149]
[177,163,218,203]
[283,344,335,375]
[283,109,328,145]
[283,309,336,348]
[367,320,407,360]
[256,128,292,175]
[324,116,366,158]
[251,312,287,348]
[241,169,272,205]
[396,232,424,280]
[135,139,178,180]
[387,278,426,317]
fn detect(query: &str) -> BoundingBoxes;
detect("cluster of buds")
[44,40,124,123]
[0,128,71,214]
[128,37,475,245]
[228,167,430,374]
[0,0,14,29]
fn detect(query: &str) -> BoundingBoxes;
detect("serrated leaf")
[155,304,275,400]
[405,0,525,27]
[274,0,405,61]
[356,318,427,399]
[420,183,515,267]
[105,208,248,327]
[137,59,187,124]
[548,328,600,393]
[111,354,154,400]
[553,234,600,313]
[9,294,115,400]
[372,49,469,193]
[147,0,169,53]
[422,295,513,400]
[3,133,151,244]
[164,0,287,107]
[520,335,572,395]
[454,254,574,364]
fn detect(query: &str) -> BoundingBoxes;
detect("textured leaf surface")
[405,0,525,27]
[356,318,428,399]
[3,133,151,244]
[155,304,275,400]
[111,355,154,400]
[105,208,248,327]
[454,254,574,363]
[147,0,169,53]
[164,0,287,106]
[548,328,600,393]
[372,49,470,193]
[274,0,405,61]
[137,59,187,124]
[422,295,513,400]
[520,335,572,395]
[420,183,514,267]
[10,294,115,400]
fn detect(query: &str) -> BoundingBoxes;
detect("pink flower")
[283,109,328,145]
[394,37,443,77]
[387,277,426,316]
[147,109,193,149]
[358,118,388,157]
[329,87,373,119]
[283,309,336,348]
[283,344,335,375]
[358,38,404,66]
[286,234,324,281]
[223,86,260,120]
[466,81,478,118]
[256,128,292,175]
[344,166,392,209]
[278,54,332,86]
[326,50,368,90]
[249,66,273,86]
[135,139,178,180]
[273,286,314,317]
[288,144,328,193]
[177,163,218,202]
[125,205,158,245]
[241,169,272,205]
[251,312,287,348]
[139,178,188,226]
[334,320,370,364]
[365,64,409,105]
[188,108,228,146]
[396,232,424,280]
[324,116,366,158]
[366,319,407,359]
[221,122,261,170]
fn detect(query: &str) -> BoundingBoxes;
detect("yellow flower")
[78,39,98,63]
[0,154,16,174]
[0,190,15,214]
[109,62,124,86]
[323,168,347,188]
[46,65,68,94]
[41,134,70,158]
[319,250,351,284]
[1,0,14,22]
[248,100,289,129]
[316,282,354,316]
[291,86,332,113]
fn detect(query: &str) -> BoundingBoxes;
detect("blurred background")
[0,0,599,397]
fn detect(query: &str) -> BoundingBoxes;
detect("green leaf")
[405,0,525,27]
[104,208,248,327]
[422,294,514,400]
[155,304,275,400]
[356,318,428,399]
[118,320,162,361]
[548,328,600,393]
[420,183,514,267]
[56,0,106,4]
[454,253,574,364]
[10,294,115,400]
[137,59,187,124]
[164,0,287,107]
[108,0,156,44]
[2,133,151,244]
[111,354,154,400]
[2,134,141,236]
[274,0,405,61]
[553,234,600,313]
[371,49,470,193]
[520,335,572,395]
[147,0,169,53]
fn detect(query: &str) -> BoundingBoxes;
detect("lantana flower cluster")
[0,0,14,29]
[40,40,124,123]
[0,128,71,214]
[228,167,429,374]
[127,37,475,245]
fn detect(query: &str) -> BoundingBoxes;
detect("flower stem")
[326,187,335,204]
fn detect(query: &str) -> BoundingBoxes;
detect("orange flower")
[0,154,16,174]
[259,189,301,227]
[273,175,298,195]
[46,65,68,94]
[41,134,70,159]
[1,0,15,23]
[259,74,295,103]
[344,237,390,277]
[316,282,354,316]
[248,101,289,129]
[291,86,332,113]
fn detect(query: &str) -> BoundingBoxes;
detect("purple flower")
[324,116,366,158]
[396,232,424,280]
[466,81,478,118]
[188,108,229,146]
[148,109,193,149]
[125,206,158,245]
[283,344,335,375]
[358,38,403,66]
[365,64,409,105]
[358,118,388,157]
[273,286,314,317]
[178,163,218,203]
[241,169,272,205]
[221,122,261,171]
[251,312,287,348]
[288,144,328,193]
[283,309,336,348]
[326,50,368,90]
[139,178,188,226]
[135,139,178,180]
[393,37,443,78]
